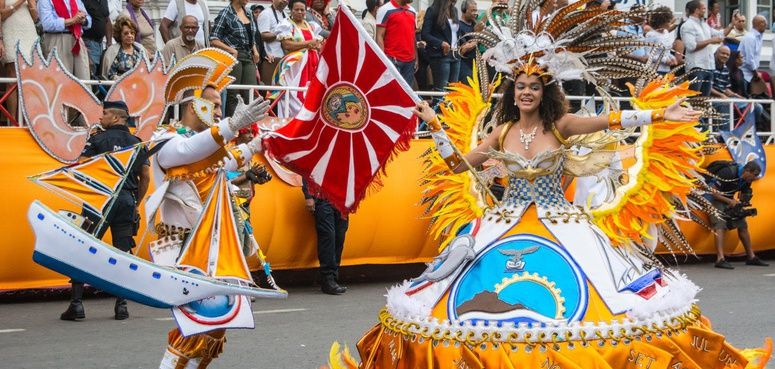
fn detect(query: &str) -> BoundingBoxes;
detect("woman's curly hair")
[649,6,674,29]
[496,75,568,133]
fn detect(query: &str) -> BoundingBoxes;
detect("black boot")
[114,298,129,320]
[60,283,85,321]
[334,274,347,293]
[321,278,346,295]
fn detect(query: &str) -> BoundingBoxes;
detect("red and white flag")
[262,5,420,214]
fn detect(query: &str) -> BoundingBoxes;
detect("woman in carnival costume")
[329,1,772,368]
[272,0,323,117]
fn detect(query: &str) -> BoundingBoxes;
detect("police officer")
[60,101,151,321]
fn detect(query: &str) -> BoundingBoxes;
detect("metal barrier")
[2,77,774,143]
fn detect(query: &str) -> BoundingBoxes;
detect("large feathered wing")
[591,76,706,249]
[421,68,499,249]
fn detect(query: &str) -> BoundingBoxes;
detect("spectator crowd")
[0,0,773,131]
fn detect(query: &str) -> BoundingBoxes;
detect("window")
[757,0,772,26]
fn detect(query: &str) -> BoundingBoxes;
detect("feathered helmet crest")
[470,0,660,91]
[163,48,237,126]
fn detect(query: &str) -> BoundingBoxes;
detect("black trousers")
[313,198,348,280]
[73,191,136,289]
[90,190,138,251]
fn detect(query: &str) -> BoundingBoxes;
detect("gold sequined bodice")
[487,148,571,209]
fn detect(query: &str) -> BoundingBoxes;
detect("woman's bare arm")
[414,101,502,174]
[556,98,702,137]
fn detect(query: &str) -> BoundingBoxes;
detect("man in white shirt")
[680,0,723,98]
[739,15,766,92]
[159,0,210,46]
[256,0,288,85]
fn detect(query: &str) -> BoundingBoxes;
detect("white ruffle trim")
[626,272,701,321]
[381,301,696,344]
[385,280,434,319]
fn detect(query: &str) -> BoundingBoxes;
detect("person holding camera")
[706,160,769,269]
[60,100,151,321]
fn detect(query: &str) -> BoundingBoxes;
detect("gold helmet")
[163,48,237,126]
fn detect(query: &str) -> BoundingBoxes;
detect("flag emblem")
[322,83,369,130]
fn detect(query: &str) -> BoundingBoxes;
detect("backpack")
[703,160,737,185]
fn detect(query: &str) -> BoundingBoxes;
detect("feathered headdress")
[470,0,660,91]
[163,48,237,126]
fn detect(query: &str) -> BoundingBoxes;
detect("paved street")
[1,262,774,369]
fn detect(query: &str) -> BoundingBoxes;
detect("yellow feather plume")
[741,337,773,369]
[421,65,499,250]
[591,75,705,247]
[326,342,359,369]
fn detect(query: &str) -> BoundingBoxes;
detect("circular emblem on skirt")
[321,82,369,130]
[448,234,589,325]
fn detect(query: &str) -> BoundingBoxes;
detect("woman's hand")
[412,100,436,124]
[664,97,703,122]
[441,41,451,55]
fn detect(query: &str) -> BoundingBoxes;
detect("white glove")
[228,95,271,133]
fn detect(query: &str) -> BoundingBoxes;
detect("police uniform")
[82,124,146,250]
[61,100,148,321]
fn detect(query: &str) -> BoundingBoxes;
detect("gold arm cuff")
[608,111,623,130]
[651,108,666,122]
[427,116,443,132]
[444,152,463,170]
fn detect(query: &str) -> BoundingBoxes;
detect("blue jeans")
[83,38,103,76]
[429,55,460,91]
[390,57,415,87]
[689,68,714,97]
